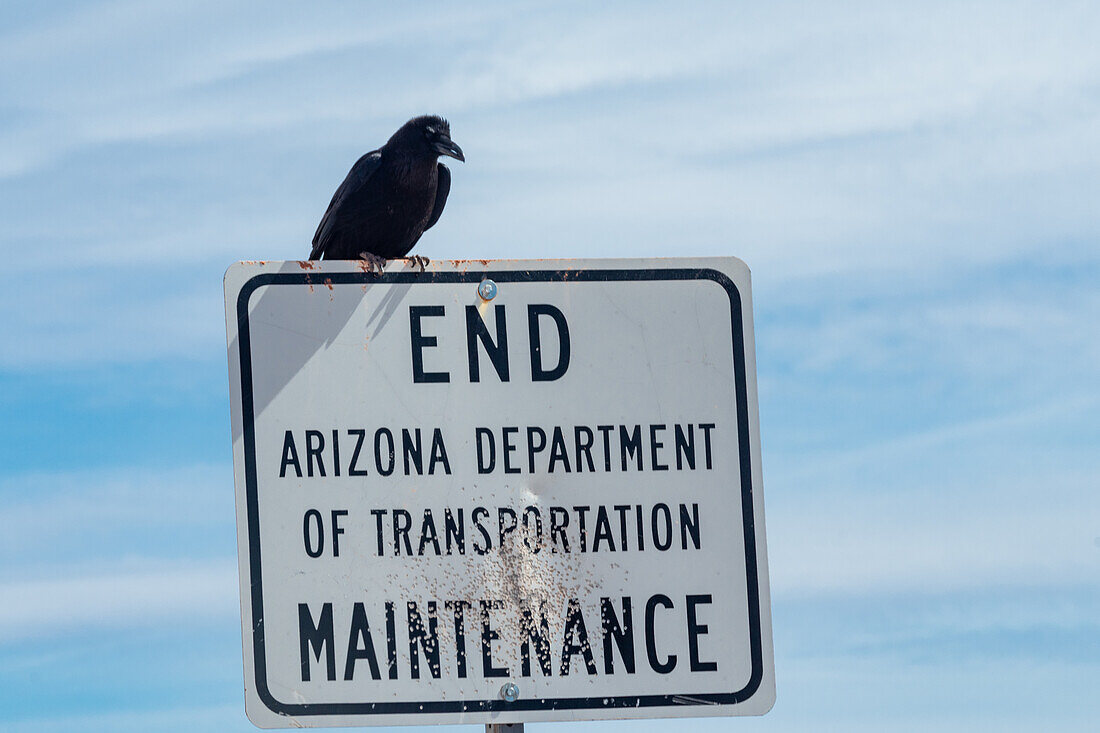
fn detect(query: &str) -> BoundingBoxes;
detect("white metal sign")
[224,257,774,728]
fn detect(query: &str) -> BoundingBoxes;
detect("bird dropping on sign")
[224,257,775,728]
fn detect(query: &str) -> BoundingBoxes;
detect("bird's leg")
[357,251,388,275]
[410,254,431,272]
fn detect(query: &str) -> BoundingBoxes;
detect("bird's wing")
[309,151,383,259]
[423,162,451,231]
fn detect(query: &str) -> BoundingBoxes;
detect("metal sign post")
[225,257,774,728]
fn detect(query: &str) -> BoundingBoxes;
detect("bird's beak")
[432,136,465,162]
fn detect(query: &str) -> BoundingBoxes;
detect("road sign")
[224,257,774,728]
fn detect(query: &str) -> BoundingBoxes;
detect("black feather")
[424,163,451,232]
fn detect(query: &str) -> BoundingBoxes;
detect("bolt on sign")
[224,257,775,728]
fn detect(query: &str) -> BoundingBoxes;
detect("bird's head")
[393,115,465,162]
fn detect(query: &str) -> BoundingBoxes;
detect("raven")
[309,115,464,271]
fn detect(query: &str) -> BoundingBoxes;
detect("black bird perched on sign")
[309,115,464,271]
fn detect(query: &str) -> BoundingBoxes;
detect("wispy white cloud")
[764,390,1100,596]
[0,465,234,572]
[0,276,226,367]
[0,560,238,642]
[767,481,1100,597]
[0,466,234,643]
[3,0,1098,184]
[770,280,1100,383]
[771,394,1100,481]
[3,704,256,733]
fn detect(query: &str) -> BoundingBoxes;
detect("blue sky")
[2,0,1098,730]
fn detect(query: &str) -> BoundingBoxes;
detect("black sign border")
[234,267,765,717]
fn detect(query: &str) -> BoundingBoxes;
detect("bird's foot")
[357,252,388,275]
[409,254,431,272]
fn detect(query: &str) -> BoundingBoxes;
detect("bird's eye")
[424,126,436,136]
